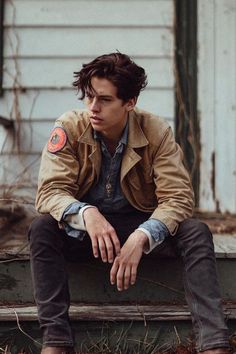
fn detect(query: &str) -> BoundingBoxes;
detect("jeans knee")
[178,218,214,252]
[28,214,57,243]
[193,218,212,235]
[183,218,212,236]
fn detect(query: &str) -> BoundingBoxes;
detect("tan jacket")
[36,107,194,235]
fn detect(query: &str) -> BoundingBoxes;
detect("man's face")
[85,76,135,140]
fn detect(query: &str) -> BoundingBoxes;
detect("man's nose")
[90,97,100,112]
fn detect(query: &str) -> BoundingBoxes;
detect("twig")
[136,305,147,327]
[10,307,42,347]
[137,276,184,295]
[4,345,9,354]
[0,257,27,264]
[174,325,181,345]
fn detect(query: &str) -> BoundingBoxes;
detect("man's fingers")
[110,258,138,291]
[90,230,119,263]
[130,265,137,286]
[116,263,125,291]
[124,266,131,290]
[110,230,121,256]
[98,237,107,262]
[103,235,114,263]
[110,258,119,285]
[91,237,99,258]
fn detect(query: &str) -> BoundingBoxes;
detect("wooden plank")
[0,303,235,322]
[3,57,174,90]
[198,0,216,211]
[0,233,236,261]
[214,234,236,258]
[214,0,236,213]
[4,27,174,58]
[0,89,175,121]
[4,0,174,27]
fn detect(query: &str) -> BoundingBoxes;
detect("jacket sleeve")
[35,121,81,221]
[151,126,195,235]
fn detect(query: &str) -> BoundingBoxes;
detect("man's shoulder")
[133,107,170,130]
[133,107,171,144]
[54,109,90,136]
[56,109,89,125]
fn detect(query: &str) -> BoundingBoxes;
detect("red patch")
[47,127,67,153]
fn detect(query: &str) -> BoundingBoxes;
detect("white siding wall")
[198,0,236,213]
[0,0,175,198]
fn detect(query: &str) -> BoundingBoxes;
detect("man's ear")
[126,97,137,111]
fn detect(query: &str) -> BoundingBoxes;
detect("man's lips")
[90,115,103,122]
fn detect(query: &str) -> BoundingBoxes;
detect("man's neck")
[102,136,120,155]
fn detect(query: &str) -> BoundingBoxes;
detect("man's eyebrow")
[97,94,114,99]
[85,91,113,99]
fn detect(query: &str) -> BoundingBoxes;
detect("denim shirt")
[63,125,169,248]
[82,125,131,212]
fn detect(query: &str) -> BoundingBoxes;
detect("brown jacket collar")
[77,109,149,148]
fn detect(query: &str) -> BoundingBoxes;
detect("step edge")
[0,304,235,322]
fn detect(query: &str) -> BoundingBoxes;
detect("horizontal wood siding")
[3,58,173,89]
[0,0,175,196]
[4,0,173,27]
[1,89,174,120]
[4,28,173,58]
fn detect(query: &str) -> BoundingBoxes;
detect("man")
[29,52,231,354]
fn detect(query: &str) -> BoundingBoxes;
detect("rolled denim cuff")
[136,227,162,254]
[137,218,170,254]
[62,202,96,240]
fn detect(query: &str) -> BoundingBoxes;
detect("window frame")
[175,0,199,205]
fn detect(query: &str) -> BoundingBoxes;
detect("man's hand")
[110,230,148,291]
[83,207,120,263]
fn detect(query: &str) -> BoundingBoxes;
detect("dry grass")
[0,323,197,354]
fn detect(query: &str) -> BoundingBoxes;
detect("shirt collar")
[93,123,129,146]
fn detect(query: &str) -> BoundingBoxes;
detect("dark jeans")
[28,212,229,351]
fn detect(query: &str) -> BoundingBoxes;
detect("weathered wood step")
[1,233,236,259]
[1,244,236,304]
[0,303,236,322]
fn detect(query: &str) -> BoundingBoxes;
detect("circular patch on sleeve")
[47,127,67,153]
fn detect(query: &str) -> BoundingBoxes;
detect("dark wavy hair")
[73,52,147,102]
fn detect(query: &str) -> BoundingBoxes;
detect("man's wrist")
[82,205,98,226]
[133,229,149,252]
